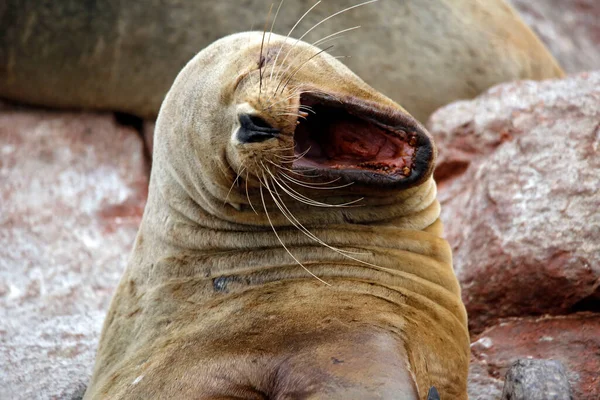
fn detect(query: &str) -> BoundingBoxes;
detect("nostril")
[237,114,280,143]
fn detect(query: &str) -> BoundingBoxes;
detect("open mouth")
[292,93,432,187]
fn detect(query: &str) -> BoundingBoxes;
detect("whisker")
[279,170,342,185]
[276,112,307,119]
[278,45,334,94]
[300,0,377,43]
[299,105,316,114]
[312,25,361,47]
[271,145,311,161]
[269,26,359,92]
[245,170,258,214]
[259,174,331,286]
[266,0,285,51]
[259,3,275,98]
[268,1,322,83]
[266,167,362,208]
[265,176,368,256]
[265,175,399,273]
[279,172,355,190]
[224,164,246,205]
[273,0,376,86]
[266,160,321,177]
[270,34,347,97]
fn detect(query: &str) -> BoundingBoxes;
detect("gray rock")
[501,359,572,400]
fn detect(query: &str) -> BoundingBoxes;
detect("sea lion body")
[85,32,469,399]
[0,0,563,121]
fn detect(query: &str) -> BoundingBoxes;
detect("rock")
[501,359,572,400]
[468,355,505,400]
[510,0,600,74]
[471,313,600,400]
[429,72,600,331]
[0,108,149,399]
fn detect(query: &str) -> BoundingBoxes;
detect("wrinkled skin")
[0,0,563,122]
[85,32,469,400]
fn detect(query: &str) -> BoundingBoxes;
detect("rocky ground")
[1,2,599,399]
[0,107,149,399]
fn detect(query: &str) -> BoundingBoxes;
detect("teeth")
[228,202,242,211]
[298,111,309,118]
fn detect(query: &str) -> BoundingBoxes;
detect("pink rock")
[471,313,600,400]
[0,108,149,398]
[510,0,600,74]
[430,71,600,332]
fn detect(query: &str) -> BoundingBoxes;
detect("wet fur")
[84,32,469,399]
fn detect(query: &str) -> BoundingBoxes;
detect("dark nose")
[237,114,280,143]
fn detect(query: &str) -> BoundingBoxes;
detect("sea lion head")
[151,31,437,229]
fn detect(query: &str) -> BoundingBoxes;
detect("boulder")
[471,313,600,400]
[0,108,149,399]
[501,359,572,400]
[429,72,600,331]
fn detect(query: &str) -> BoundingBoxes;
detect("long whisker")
[245,170,258,214]
[278,45,334,94]
[266,176,402,273]
[279,172,355,190]
[271,145,311,161]
[276,178,363,208]
[312,25,361,46]
[259,174,331,286]
[274,0,376,86]
[269,26,360,93]
[268,0,322,83]
[267,0,285,50]
[266,160,320,176]
[299,0,377,43]
[275,167,342,185]
[266,166,362,208]
[276,112,307,119]
[259,3,275,98]
[224,164,246,205]
[265,176,368,256]
[270,33,349,95]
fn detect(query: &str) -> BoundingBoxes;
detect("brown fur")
[84,32,469,399]
[0,0,563,122]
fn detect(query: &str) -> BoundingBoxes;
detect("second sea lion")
[0,0,563,122]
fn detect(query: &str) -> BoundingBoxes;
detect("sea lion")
[0,0,563,122]
[84,31,469,399]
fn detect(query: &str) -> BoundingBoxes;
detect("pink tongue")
[326,119,386,159]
